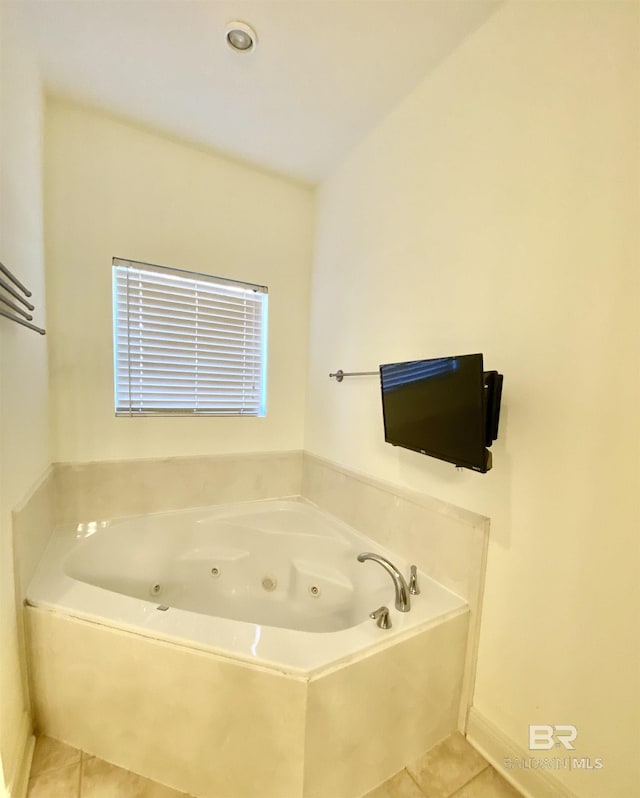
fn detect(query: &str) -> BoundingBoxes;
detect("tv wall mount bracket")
[329,369,378,382]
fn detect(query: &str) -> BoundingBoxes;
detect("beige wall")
[0,4,49,794]
[45,99,314,463]
[306,2,639,796]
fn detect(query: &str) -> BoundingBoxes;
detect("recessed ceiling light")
[225,21,257,53]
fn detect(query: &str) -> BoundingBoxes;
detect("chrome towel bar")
[329,369,378,382]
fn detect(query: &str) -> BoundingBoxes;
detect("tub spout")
[357,552,411,612]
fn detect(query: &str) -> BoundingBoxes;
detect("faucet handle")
[409,565,420,595]
[369,606,392,629]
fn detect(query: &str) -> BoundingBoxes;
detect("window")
[113,258,268,416]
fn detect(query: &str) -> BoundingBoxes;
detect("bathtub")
[26,497,471,798]
[27,497,466,673]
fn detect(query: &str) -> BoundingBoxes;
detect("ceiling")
[16,0,502,184]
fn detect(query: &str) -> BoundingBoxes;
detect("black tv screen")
[380,354,492,473]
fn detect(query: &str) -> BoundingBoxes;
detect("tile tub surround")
[11,452,303,641]
[12,452,303,609]
[26,606,469,798]
[10,452,302,727]
[11,466,57,717]
[53,450,304,524]
[302,454,487,611]
[303,612,469,798]
[302,453,489,730]
[17,451,488,794]
[12,467,57,604]
[27,608,307,798]
[27,498,468,673]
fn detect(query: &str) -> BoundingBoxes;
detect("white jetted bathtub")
[27,497,466,672]
[26,497,471,798]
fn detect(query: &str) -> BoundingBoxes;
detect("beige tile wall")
[13,467,57,610]
[302,453,489,730]
[13,452,304,610]
[27,607,307,798]
[19,452,489,797]
[12,451,304,718]
[27,605,469,798]
[53,450,303,523]
[12,466,57,708]
[14,451,486,620]
[304,611,469,798]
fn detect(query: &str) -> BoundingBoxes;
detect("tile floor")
[365,733,523,798]
[26,737,190,798]
[27,732,522,798]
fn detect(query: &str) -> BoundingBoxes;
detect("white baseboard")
[5,711,34,798]
[466,707,577,798]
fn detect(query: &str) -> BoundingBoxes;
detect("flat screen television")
[380,353,502,473]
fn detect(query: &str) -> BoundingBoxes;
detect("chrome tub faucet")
[357,552,411,612]
[370,606,392,629]
[409,564,420,595]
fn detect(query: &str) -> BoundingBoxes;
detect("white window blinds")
[113,258,268,416]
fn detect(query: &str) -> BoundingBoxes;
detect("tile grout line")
[403,749,491,798]
[447,763,493,798]
[404,767,428,796]
[31,759,80,780]
[78,752,84,798]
